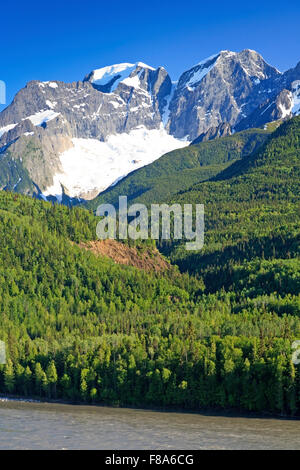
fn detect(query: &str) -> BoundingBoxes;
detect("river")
[0,399,299,450]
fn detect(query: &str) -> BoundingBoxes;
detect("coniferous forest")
[0,117,299,415]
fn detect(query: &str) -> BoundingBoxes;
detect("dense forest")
[0,117,299,415]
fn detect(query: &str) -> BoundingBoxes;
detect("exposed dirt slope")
[77,239,170,272]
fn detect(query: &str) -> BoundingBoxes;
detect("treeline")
[1,334,299,415]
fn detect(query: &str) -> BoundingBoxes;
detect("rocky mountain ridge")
[0,49,299,202]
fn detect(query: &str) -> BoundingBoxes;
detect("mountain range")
[0,49,300,203]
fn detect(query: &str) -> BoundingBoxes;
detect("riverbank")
[1,393,299,421]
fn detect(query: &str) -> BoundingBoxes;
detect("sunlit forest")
[0,117,299,415]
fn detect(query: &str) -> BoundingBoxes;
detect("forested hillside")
[0,118,299,415]
[166,117,300,277]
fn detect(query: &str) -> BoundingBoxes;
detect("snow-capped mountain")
[0,50,299,202]
[236,79,300,131]
[0,62,186,200]
[167,49,283,139]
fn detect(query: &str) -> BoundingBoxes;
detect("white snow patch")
[73,103,86,109]
[92,63,135,89]
[278,91,293,119]
[136,62,155,70]
[162,83,176,126]
[185,54,219,88]
[39,81,58,88]
[24,110,60,126]
[292,81,300,115]
[121,74,141,89]
[45,100,57,109]
[278,102,291,119]
[89,62,155,92]
[13,177,22,189]
[219,50,236,58]
[129,106,140,112]
[23,132,35,136]
[43,126,189,199]
[194,53,220,68]
[0,123,18,138]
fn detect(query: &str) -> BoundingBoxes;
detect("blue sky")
[1,0,300,111]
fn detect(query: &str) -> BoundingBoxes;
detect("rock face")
[0,63,182,200]
[191,122,232,145]
[166,50,281,140]
[236,83,300,131]
[0,64,171,142]
[0,50,300,202]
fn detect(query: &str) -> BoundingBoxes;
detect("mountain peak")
[83,62,156,93]
[183,49,272,89]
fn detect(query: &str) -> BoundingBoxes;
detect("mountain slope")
[0,63,187,200]
[166,49,282,139]
[87,127,272,209]
[162,117,300,295]
[191,122,232,144]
